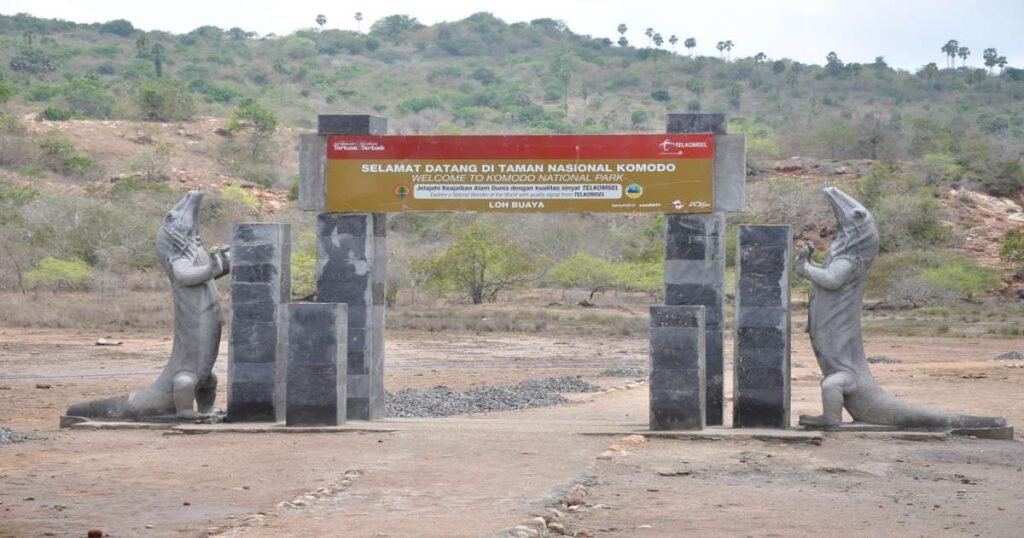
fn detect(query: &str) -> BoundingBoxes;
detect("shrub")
[999,229,1024,266]
[135,78,195,121]
[63,77,117,118]
[548,252,619,302]
[26,84,62,102]
[290,231,316,299]
[38,106,73,121]
[866,250,1002,305]
[921,261,1002,300]
[24,257,93,291]
[220,184,260,209]
[61,155,101,177]
[99,19,135,37]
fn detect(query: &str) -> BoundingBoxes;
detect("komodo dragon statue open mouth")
[65,191,230,420]
[796,187,1006,431]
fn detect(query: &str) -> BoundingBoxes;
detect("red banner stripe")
[326,134,715,160]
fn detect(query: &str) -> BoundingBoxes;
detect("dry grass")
[0,291,174,329]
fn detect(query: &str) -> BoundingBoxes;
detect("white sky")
[1,0,1021,70]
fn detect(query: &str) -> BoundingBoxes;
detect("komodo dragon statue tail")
[795,187,1005,431]
[66,191,230,420]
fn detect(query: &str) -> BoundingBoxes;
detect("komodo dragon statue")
[66,191,230,420]
[796,186,1006,431]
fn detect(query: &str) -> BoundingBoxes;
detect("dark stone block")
[665,284,721,307]
[318,233,367,259]
[665,234,707,260]
[286,404,340,427]
[737,307,787,329]
[706,377,724,426]
[230,342,276,365]
[735,345,787,369]
[650,390,704,430]
[737,326,785,350]
[649,368,703,394]
[372,213,387,237]
[348,351,367,375]
[232,264,279,284]
[739,225,790,245]
[232,301,277,325]
[666,113,727,135]
[318,114,387,135]
[231,244,276,265]
[232,224,280,245]
[733,393,788,429]
[316,275,370,305]
[705,333,724,375]
[739,247,788,279]
[347,398,370,420]
[231,282,277,305]
[650,306,704,328]
[372,282,386,306]
[739,284,783,307]
[736,365,786,390]
[665,214,724,236]
[318,213,368,236]
[227,382,276,422]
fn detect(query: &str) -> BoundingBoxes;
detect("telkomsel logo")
[659,139,709,154]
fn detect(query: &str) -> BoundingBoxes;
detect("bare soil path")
[1,328,1022,537]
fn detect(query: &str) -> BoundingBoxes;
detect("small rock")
[548,522,567,535]
[867,356,902,364]
[993,351,1024,361]
[145,524,153,529]
[95,338,122,346]
[87,530,103,538]
[35,383,52,389]
[182,501,191,506]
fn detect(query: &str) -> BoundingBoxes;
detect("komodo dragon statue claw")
[796,187,1006,431]
[66,191,230,420]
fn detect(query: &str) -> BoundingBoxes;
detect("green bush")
[39,106,73,121]
[999,229,1024,266]
[61,155,101,177]
[63,77,117,118]
[548,252,618,301]
[867,250,1002,305]
[290,231,317,299]
[220,184,260,209]
[24,257,93,291]
[0,183,39,205]
[921,261,1002,300]
[26,84,62,102]
[135,78,195,121]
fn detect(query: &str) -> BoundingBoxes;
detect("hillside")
[0,11,1021,316]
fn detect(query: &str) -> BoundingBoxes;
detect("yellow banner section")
[325,159,714,213]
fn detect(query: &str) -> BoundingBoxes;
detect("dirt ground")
[1,326,1023,537]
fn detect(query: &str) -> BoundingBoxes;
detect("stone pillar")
[227,223,291,422]
[314,114,387,422]
[666,113,728,426]
[733,225,792,428]
[286,303,347,426]
[316,213,386,420]
[663,215,725,425]
[649,306,706,430]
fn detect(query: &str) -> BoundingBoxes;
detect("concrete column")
[733,225,792,428]
[316,213,386,420]
[663,214,725,425]
[649,306,706,430]
[666,112,728,427]
[286,303,347,426]
[314,114,388,421]
[227,223,291,422]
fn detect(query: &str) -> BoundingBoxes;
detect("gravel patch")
[993,351,1024,361]
[0,426,28,444]
[386,376,601,418]
[599,366,649,377]
[867,356,902,364]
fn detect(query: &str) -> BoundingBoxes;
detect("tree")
[727,83,743,110]
[135,35,150,57]
[653,33,663,49]
[617,23,627,37]
[723,40,734,61]
[983,48,1006,74]
[617,36,628,48]
[669,34,678,53]
[151,43,164,77]
[685,78,705,103]
[716,41,726,58]
[0,79,13,106]
[370,14,424,40]
[957,46,970,67]
[316,14,327,29]
[412,222,538,304]
[135,78,194,121]
[941,39,959,69]
[227,101,279,159]
[825,51,844,77]
[548,253,618,304]
[754,52,767,64]
[99,19,135,37]
[684,37,696,57]
[645,27,654,47]
[355,12,363,33]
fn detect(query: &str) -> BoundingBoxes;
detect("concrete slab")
[173,423,398,434]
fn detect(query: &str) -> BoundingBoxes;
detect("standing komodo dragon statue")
[796,186,1006,431]
[66,191,230,420]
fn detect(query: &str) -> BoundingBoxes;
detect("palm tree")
[618,36,629,48]
[983,47,999,73]
[669,35,678,53]
[617,23,627,36]
[723,40,734,61]
[716,41,726,58]
[645,27,654,47]
[316,14,327,29]
[653,33,664,49]
[354,12,364,33]
[942,39,959,69]
[957,46,970,68]
[684,37,696,57]
[754,52,767,64]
